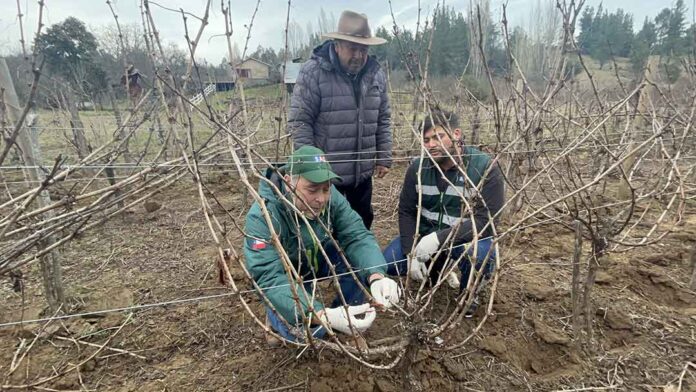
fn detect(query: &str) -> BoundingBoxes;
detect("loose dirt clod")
[595,270,613,284]
[598,308,633,331]
[479,336,507,357]
[525,283,556,301]
[532,318,570,345]
[144,201,162,213]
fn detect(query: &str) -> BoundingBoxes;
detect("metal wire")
[1,134,694,171]
[0,215,575,328]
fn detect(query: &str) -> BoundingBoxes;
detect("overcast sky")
[0,0,685,64]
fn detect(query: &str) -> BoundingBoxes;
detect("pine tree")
[630,18,657,75]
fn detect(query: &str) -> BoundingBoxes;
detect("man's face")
[423,125,461,164]
[285,175,331,217]
[335,40,369,74]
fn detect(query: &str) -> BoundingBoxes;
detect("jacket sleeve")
[288,62,321,149]
[436,163,505,245]
[331,187,388,280]
[244,205,323,323]
[398,162,419,256]
[375,69,393,167]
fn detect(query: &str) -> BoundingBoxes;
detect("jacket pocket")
[368,83,382,97]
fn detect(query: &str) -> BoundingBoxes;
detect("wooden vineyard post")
[571,220,583,340]
[0,57,65,311]
[689,244,696,291]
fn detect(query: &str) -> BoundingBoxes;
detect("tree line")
[242,1,696,91]
[578,0,696,79]
[5,1,696,108]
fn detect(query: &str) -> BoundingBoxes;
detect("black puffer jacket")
[288,41,392,186]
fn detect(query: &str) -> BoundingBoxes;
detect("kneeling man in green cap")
[244,146,400,343]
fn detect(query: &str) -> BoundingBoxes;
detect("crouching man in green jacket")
[244,146,400,343]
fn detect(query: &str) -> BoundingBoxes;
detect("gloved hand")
[370,277,401,309]
[414,232,441,262]
[320,304,376,334]
[408,256,428,282]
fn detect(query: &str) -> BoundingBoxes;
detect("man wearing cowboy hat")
[288,10,392,230]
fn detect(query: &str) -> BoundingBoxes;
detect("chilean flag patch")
[248,239,267,251]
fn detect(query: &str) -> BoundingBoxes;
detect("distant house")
[234,58,271,81]
[283,61,305,94]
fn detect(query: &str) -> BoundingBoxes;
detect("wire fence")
[1,134,693,171]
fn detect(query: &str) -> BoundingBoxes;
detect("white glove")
[445,271,460,289]
[370,277,401,309]
[414,232,441,262]
[320,304,376,334]
[408,256,428,282]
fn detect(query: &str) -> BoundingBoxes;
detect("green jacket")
[398,146,505,255]
[244,169,387,323]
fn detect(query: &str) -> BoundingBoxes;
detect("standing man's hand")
[375,165,390,178]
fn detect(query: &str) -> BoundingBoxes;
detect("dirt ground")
[1,162,695,391]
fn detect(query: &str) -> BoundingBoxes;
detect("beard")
[343,58,365,74]
[428,145,457,164]
[430,155,449,165]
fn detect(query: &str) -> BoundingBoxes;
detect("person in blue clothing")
[244,146,400,343]
[383,110,505,316]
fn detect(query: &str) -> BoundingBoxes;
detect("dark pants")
[265,245,367,342]
[382,236,496,292]
[335,178,374,229]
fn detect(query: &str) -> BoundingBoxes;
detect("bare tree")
[467,0,491,80]
[513,0,563,84]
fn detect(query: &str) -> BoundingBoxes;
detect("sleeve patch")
[247,238,268,251]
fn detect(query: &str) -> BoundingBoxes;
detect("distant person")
[244,146,400,343]
[288,10,392,230]
[383,110,505,316]
[120,64,143,103]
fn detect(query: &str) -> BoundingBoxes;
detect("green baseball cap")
[286,146,342,183]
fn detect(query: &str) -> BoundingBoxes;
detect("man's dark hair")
[422,110,459,134]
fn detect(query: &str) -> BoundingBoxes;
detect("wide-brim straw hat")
[323,10,386,46]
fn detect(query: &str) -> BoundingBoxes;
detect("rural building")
[234,58,271,81]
